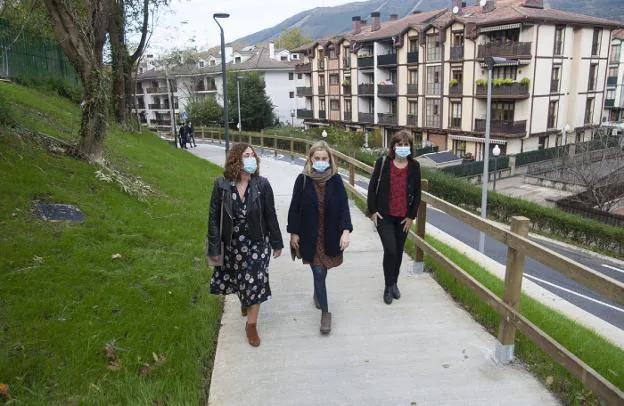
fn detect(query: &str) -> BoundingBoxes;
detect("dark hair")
[388,130,415,159]
[224,143,260,181]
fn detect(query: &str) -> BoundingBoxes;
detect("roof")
[422,151,464,164]
[349,9,444,42]
[613,28,624,40]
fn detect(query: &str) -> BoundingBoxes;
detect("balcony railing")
[475,83,529,99]
[296,86,313,97]
[407,84,418,95]
[477,42,532,59]
[148,104,169,109]
[197,86,217,92]
[550,79,559,93]
[605,99,615,107]
[147,87,169,94]
[359,112,374,123]
[319,110,326,119]
[449,82,462,96]
[377,84,397,97]
[607,76,617,86]
[149,119,171,126]
[407,52,418,64]
[296,109,313,118]
[474,119,527,135]
[358,84,374,96]
[295,63,312,73]
[378,113,397,125]
[377,53,397,67]
[426,83,441,95]
[318,86,326,95]
[342,85,351,95]
[407,115,418,126]
[358,56,374,68]
[449,117,462,128]
[450,46,464,61]
[344,111,352,122]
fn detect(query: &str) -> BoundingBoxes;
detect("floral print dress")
[210,184,272,307]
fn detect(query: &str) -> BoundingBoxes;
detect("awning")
[479,23,521,33]
[448,134,507,144]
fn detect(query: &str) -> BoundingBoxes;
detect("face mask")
[312,160,330,172]
[243,156,257,174]
[395,146,411,158]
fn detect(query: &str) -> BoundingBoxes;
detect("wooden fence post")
[414,179,429,274]
[274,136,278,158]
[290,138,294,161]
[495,216,530,365]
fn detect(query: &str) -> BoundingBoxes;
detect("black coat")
[287,173,353,262]
[207,176,284,257]
[367,157,421,219]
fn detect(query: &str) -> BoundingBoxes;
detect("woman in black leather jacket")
[207,143,283,347]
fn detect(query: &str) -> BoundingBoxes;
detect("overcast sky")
[147,0,355,54]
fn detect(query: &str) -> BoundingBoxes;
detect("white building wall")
[264,70,302,126]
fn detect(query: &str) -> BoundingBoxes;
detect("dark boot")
[392,283,401,300]
[320,312,332,334]
[383,287,393,305]
[245,322,260,347]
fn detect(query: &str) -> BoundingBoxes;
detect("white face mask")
[242,156,257,174]
[395,146,411,158]
[312,160,330,172]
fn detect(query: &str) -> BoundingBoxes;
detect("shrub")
[520,77,531,86]
[0,93,15,126]
[476,79,488,87]
[13,75,83,104]
[449,79,459,87]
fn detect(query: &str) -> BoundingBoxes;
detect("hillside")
[236,0,624,45]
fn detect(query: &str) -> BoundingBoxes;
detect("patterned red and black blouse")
[388,161,408,218]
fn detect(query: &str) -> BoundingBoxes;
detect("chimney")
[269,41,275,60]
[371,11,381,32]
[351,16,361,35]
[361,19,367,26]
[483,0,496,13]
[389,14,398,21]
[412,10,422,15]
[523,0,544,9]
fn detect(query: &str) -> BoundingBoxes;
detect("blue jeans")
[311,265,328,312]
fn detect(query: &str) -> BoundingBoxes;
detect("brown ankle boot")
[245,322,261,347]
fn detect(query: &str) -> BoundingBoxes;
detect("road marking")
[524,274,624,313]
[602,264,624,274]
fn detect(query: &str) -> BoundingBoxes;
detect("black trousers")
[377,215,408,287]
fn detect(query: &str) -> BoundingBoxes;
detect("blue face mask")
[312,160,330,172]
[243,156,257,174]
[395,146,411,158]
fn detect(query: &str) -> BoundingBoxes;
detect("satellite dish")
[452,6,459,14]
[479,0,487,7]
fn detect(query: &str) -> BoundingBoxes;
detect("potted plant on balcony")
[449,79,459,87]
[341,79,351,86]
[520,77,530,86]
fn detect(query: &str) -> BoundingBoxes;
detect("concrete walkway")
[191,144,558,406]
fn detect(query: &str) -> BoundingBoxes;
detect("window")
[588,64,597,90]
[329,48,337,59]
[235,57,241,63]
[297,73,302,80]
[319,75,325,87]
[492,66,517,80]
[319,99,326,111]
[426,99,441,128]
[409,39,418,53]
[449,101,462,128]
[330,99,340,111]
[486,28,519,43]
[426,66,441,95]
[608,66,618,80]
[344,99,352,112]
[553,26,564,55]
[289,91,294,99]
[453,141,466,157]
[611,44,621,63]
[606,89,616,100]
[550,66,560,92]
[584,98,594,123]
[538,135,548,150]
[210,60,216,66]
[408,101,418,116]
[408,69,418,85]
[199,61,205,68]
[451,69,463,83]
[547,101,557,128]
[453,31,464,46]
[591,28,601,56]
[426,34,441,61]
[329,74,339,85]
[491,102,515,121]
[281,56,288,61]
[288,72,294,80]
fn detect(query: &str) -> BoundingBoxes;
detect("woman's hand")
[273,249,282,259]
[401,217,414,233]
[340,230,350,251]
[290,234,300,250]
[209,255,221,264]
[370,212,383,227]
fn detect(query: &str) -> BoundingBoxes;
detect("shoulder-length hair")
[388,130,415,160]
[304,140,337,175]
[224,143,260,181]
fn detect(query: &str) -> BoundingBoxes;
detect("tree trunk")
[79,67,109,162]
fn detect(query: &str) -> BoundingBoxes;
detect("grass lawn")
[0,83,223,404]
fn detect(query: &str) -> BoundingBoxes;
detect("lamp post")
[492,144,500,191]
[290,109,295,127]
[479,56,516,253]
[236,76,242,133]
[322,129,328,138]
[213,13,230,154]
[564,123,570,145]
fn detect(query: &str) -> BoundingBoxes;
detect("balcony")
[449,82,462,96]
[450,46,464,61]
[344,111,352,122]
[296,109,313,118]
[377,84,397,97]
[449,117,462,129]
[342,57,351,68]
[297,86,313,97]
[550,79,559,93]
[377,53,397,67]
[475,83,529,99]
[318,86,326,95]
[407,115,418,126]
[359,112,374,123]
[358,56,374,68]
[407,52,418,64]
[149,119,171,126]
[197,85,217,92]
[319,110,326,119]
[378,113,397,125]
[147,87,169,94]
[474,119,527,136]
[407,84,418,96]
[342,85,351,95]
[318,60,325,70]
[605,99,615,108]
[295,63,312,73]
[148,104,169,110]
[477,42,532,59]
[607,76,618,86]
[358,84,374,96]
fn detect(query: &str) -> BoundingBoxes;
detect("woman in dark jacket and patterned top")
[367,130,421,305]
[287,141,353,335]
[207,143,283,347]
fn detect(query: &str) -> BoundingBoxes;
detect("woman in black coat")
[367,130,421,305]
[287,141,353,334]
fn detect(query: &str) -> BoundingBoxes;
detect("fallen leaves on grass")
[0,383,10,400]
[139,353,167,376]
[103,340,123,372]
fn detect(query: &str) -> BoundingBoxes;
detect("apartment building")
[294,0,623,160]
[604,29,624,123]
[133,43,302,131]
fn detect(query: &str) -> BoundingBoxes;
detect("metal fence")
[0,20,79,83]
[442,156,510,178]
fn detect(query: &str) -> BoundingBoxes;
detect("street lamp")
[564,123,570,145]
[236,76,242,133]
[479,56,518,253]
[492,144,500,191]
[321,129,328,138]
[290,109,295,127]
[213,12,230,154]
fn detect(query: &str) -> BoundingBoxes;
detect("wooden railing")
[187,129,624,405]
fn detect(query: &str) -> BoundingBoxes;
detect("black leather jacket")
[207,176,284,257]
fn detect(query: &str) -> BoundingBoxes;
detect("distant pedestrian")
[187,122,197,147]
[287,141,353,334]
[178,123,187,149]
[367,130,421,305]
[207,143,283,347]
